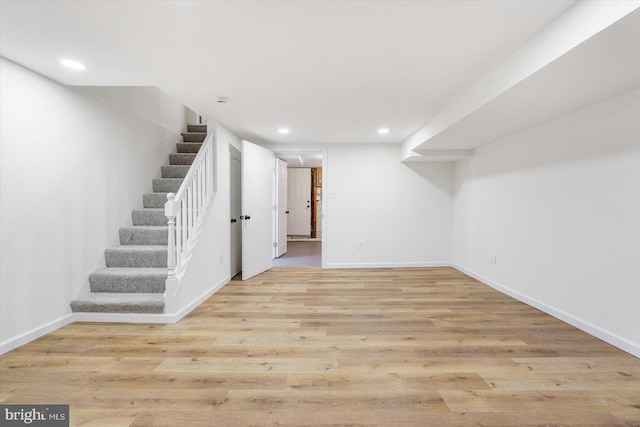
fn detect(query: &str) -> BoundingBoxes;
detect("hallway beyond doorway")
[273,241,321,267]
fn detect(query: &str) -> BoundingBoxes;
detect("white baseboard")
[452,263,640,359]
[0,313,74,355]
[169,275,230,322]
[323,261,451,269]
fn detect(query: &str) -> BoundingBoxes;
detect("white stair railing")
[164,131,214,313]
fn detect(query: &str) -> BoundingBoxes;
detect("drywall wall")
[452,89,640,357]
[0,57,191,353]
[76,86,196,132]
[325,144,453,267]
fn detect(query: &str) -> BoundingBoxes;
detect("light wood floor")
[1,267,639,426]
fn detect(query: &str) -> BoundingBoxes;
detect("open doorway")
[273,151,324,268]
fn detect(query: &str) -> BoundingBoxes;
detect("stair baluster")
[163,129,214,310]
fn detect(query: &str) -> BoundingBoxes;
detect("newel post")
[164,193,179,314]
[165,193,177,282]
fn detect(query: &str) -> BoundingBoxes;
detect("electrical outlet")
[357,241,365,250]
[491,253,497,264]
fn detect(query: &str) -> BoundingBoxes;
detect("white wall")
[452,89,640,357]
[325,144,453,267]
[76,86,196,133]
[0,58,191,353]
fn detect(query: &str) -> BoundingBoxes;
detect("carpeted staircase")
[70,124,207,315]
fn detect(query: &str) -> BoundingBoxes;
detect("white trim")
[170,275,230,322]
[71,311,181,324]
[452,263,640,359]
[72,275,231,324]
[324,261,451,269]
[0,313,74,355]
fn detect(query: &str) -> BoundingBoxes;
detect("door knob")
[241,215,251,220]
[230,218,237,223]
[285,211,289,214]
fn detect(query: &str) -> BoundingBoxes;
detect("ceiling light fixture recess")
[378,128,389,134]
[278,128,289,134]
[60,59,86,70]
[215,97,227,104]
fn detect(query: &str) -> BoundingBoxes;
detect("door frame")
[272,148,327,269]
[229,146,242,278]
[274,158,288,258]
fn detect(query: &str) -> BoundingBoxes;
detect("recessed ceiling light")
[378,128,389,134]
[60,59,86,70]
[278,128,289,134]
[215,97,227,104]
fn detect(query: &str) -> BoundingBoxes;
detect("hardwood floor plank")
[154,357,339,374]
[1,267,639,426]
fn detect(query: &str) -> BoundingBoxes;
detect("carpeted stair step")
[153,178,183,193]
[161,165,190,178]
[170,153,196,165]
[105,246,167,268]
[70,293,164,314]
[89,268,167,293]
[119,226,168,245]
[181,132,207,142]
[143,193,169,208]
[176,143,202,153]
[132,208,166,226]
[187,124,207,133]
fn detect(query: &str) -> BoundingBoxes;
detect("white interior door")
[287,168,311,236]
[230,153,242,278]
[275,158,288,257]
[242,140,274,280]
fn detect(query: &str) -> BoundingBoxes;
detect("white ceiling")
[0,0,579,146]
[414,6,640,152]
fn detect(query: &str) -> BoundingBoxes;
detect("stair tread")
[89,266,167,293]
[71,293,165,313]
[107,245,167,251]
[120,225,167,230]
[176,143,202,154]
[74,293,164,301]
[169,153,197,165]
[186,125,207,133]
[91,267,168,276]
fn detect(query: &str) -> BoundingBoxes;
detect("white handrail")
[164,131,214,312]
